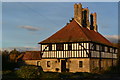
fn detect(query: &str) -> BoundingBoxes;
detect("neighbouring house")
[22,51,42,66]
[22,3,118,73]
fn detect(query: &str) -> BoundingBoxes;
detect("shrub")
[2,70,18,79]
[41,72,60,79]
[104,65,120,74]
[15,65,43,79]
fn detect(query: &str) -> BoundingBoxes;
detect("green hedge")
[15,65,43,79]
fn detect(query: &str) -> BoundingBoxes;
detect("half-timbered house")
[24,3,118,73]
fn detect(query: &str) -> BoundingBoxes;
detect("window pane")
[79,61,83,68]
[93,44,96,50]
[49,44,52,51]
[47,61,50,67]
[68,43,72,50]
[102,45,105,52]
[108,47,110,52]
[56,44,64,51]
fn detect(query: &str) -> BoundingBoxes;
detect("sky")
[1,0,120,2]
[1,2,118,51]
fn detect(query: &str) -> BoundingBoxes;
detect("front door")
[61,60,66,72]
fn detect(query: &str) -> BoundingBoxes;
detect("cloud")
[2,46,40,52]
[18,25,40,31]
[104,35,119,43]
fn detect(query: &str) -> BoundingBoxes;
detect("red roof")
[39,20,113,46]
[22,51,42,60]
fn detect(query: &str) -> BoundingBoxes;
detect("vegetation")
[2,65,120,80]
[9,49,21,62]
[15,65,43,79]
[1,45,120,80]
[2,49,22,70]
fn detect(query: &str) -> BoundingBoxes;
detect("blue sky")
[2,2,118,51]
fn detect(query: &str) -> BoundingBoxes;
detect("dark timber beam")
[79,43,89,56]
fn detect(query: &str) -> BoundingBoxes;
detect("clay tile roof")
[22,51,42,60]
[39,20,113,46]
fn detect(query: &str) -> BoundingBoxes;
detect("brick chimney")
[82,8,90,28]
[90,12,97,32]
[93,13,97,32]
[74,3,97,31]
[74,3,78,20]
[74,3,82,26]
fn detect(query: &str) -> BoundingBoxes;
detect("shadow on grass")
[40,72,100,80]
[2,65,120,80]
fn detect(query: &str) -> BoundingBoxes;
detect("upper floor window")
[110,48,113,53]
[114,48,117,53]
[56,44,64,51]
[48,44,52,51]
[101,45,105,52]
[68,43,72,50]
[93,44,96,51]
[107,47,110,53]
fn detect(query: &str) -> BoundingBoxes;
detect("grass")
[2,70,99,80]
[2,70,19,79]
[40,72,99,80]
[2,65,120,80]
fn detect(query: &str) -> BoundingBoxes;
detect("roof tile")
[39,20,113,46]
[22,51,42,60]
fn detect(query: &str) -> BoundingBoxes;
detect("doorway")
[61,60,66,72]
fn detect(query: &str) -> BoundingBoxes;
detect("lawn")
[2,65,120,80]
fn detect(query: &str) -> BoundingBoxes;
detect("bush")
[15,65,43,79]
[41,72,60,79]
[2,70,18,79]
[104,65,120,74]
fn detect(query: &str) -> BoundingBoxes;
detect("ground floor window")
[47,61,50,67]
[79,61,83,68]
[37,61,41,66]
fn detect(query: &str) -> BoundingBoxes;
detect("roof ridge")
[74,20,91,41]
[39,19,113,46]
